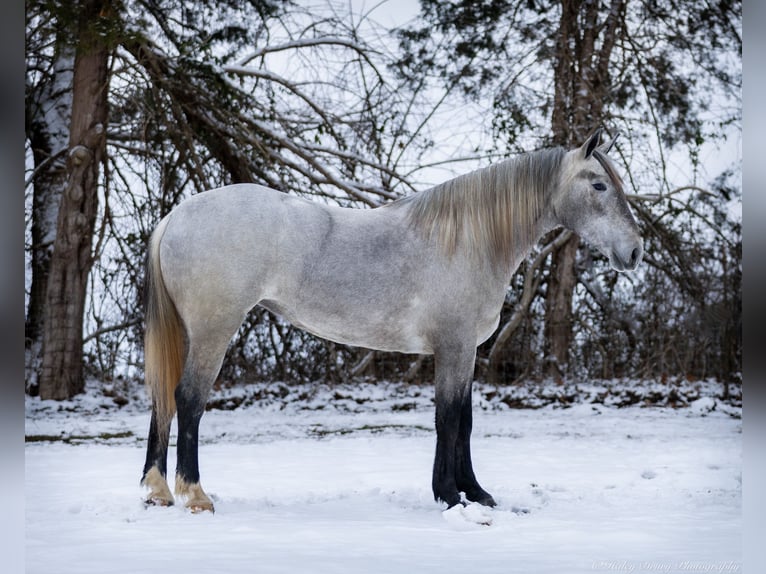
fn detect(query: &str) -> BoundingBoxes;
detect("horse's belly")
[477,314,502,346]
[304,323,431,355]
[258,299,432,355]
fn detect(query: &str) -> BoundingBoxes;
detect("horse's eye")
[592,182,607,191]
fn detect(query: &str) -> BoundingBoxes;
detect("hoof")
[142,467,175,508]
[144,496,175,506]
[145,496,174,508]
[175,475,215,514]
[472,494,497,508]
[187,500,215,514]
[465,488,497,508]
[436,493,463,509]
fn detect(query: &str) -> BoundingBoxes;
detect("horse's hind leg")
[173,359,222,513]
[173,317,244,513]
[142,407,174,506]
[173,365,215,512]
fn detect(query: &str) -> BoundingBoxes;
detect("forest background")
[24,0,742,402]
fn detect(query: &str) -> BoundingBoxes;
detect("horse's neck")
[497,207,557,279]
[495,176,559,275]
[396,148,563,273]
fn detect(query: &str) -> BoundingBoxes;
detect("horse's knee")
[175,474,214,513]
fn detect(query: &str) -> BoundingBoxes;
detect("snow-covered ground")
[25,379,742,574]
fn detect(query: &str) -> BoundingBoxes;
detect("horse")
[141,129,643,512]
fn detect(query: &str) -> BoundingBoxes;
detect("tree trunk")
[487,230,573,384]
[543,0,623,381]
[543,235,579,382]
[544,0,582,382]
[38,0,110,400]
[25,43,74,393]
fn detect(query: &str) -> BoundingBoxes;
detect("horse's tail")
[144,215,184,431]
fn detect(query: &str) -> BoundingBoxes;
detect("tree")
[24,4,74,393]
[34,0,111,399]
[542,0,627,381]
[396,0,741,383]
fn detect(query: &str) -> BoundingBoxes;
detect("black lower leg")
[142,407,172,481]
[175,385,204,485]
[431,341,482,509]
[432,396,463,508]
[454,384,496,507]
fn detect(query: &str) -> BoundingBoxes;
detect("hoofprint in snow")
[26,378,741,573]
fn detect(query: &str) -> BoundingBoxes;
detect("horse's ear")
[599,131,620,154]
[580,128,602,159]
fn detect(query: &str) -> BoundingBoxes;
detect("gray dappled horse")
[141,129,642,512]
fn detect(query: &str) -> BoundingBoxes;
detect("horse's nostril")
[630,247,640,265]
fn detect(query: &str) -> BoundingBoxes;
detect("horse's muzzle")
[611,244,643,272]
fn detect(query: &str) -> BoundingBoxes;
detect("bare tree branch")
[487,229,573,371]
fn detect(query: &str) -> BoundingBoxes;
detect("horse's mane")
[391,147,566,267]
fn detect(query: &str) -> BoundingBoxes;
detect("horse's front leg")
[455,381,496,507]
[433,382,463,508]
[432,342,495,508]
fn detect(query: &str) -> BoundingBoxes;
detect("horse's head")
[553,129,643,272]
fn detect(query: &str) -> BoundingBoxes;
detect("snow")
[442,502,494,529]
[25,379,742,573]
